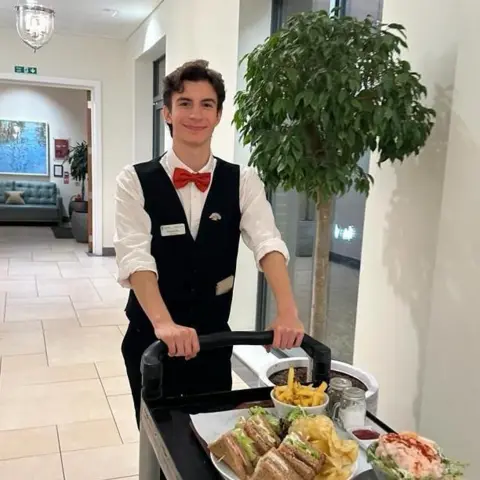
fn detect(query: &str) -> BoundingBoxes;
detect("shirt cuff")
[254,239,290,271]
[116,262,158,289]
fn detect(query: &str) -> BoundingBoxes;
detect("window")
[257,0,383,363]
[344,0,383,20]
[153,56,166,158]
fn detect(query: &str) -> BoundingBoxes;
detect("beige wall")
[0,28,132,248]
[419,1,480,474]
[355,0,478,475]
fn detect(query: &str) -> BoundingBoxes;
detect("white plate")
[210,453,237,480]
[210,452,359,480]
[190,409,366,478]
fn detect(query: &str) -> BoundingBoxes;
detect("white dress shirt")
[113,150,289,288]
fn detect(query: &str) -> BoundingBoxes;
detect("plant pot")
[69,200,88,217]
[71,210,88,243]
[260,357,379,415]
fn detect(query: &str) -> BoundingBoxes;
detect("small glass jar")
[327,377,352,417]
[336,387,367,430]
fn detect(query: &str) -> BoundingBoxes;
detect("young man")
[114,60,304,425]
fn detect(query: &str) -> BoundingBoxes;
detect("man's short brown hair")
[162,60,226,111]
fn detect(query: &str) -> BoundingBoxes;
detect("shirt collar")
[164,149,215,174]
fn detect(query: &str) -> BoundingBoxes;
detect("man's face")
[164,80,222,147]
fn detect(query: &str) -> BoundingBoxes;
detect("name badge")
[160,223,186,237]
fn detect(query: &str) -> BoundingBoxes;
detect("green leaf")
[304,90,314,106]
[295,92,304,106]
[348,78,358,91]
[273,98,284,114]
[387,23,405,30]
[286,68,298,85]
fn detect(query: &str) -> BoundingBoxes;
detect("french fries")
[273,367,328,407]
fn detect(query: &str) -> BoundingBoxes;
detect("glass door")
[153,56,166,158]
[257,0,382,363]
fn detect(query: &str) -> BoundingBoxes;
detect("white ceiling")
[0,1,158,39]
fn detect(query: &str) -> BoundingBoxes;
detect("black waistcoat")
[125,156,241,336]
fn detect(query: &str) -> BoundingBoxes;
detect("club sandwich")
[209,426,259,480]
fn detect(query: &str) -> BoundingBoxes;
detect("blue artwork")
[0,120,49,175]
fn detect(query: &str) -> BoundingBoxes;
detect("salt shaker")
[327,377,352,417]
[336,387,367,430]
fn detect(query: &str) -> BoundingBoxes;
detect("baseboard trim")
[329,252,360,270]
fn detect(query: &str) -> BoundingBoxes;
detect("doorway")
[0,73,103,255]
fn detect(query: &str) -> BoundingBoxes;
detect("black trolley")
[138,331,386,480]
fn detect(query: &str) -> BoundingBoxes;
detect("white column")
[131,59,153,163]
[354,0,459,431]
[356,0,479,474]
[230,0,272,331]
[419,1,480,474]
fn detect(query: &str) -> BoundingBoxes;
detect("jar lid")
[330,377,352,390]
[343,387,366,401]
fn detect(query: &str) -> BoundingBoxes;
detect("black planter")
[69,200,88,217]
[71,210,88,243]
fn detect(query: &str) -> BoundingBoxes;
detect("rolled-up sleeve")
[240,167,290,269]
[113,165,158,288]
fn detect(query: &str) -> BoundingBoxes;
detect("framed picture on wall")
[53,164,63,178]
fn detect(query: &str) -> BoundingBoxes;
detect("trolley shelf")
[138,331,389,480]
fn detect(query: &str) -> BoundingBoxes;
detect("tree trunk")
[309,197,333,341]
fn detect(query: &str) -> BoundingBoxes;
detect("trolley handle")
[141,331,331,400]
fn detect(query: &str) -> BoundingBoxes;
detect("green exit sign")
[14,65,37,74]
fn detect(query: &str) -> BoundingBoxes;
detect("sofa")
[0,180,64,225]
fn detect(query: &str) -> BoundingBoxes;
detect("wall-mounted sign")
[14,65,37,74]
[63,172,69,184]
[54,139,69,159]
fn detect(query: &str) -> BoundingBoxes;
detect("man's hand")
[258,252,304,350]
[268,309,304,350]
[154,321,200,360]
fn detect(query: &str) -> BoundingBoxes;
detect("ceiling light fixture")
[15,1,55,53]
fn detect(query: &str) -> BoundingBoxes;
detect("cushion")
[0,181,14,204]
[5,190,25,205]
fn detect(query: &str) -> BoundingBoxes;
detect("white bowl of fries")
[270,366,330,417]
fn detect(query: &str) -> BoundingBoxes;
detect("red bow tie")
[173,168,211,193]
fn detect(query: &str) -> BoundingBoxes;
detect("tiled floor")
[0,226,248,480]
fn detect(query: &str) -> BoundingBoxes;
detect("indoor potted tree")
[64,141,88,216]
[234,10,435,341]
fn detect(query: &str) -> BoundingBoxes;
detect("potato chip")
[291,415,359,479]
